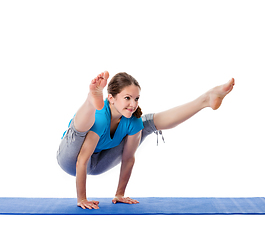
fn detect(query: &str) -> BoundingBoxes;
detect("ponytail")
[133,106,142,118]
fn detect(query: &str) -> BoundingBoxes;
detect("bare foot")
[89,71,109,110]
[208,78,235,110]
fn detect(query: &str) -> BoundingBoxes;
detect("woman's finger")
[78,200,100,209]
[83,202,92,209]
[112,197,139,204]
[93,204,99,209]
[127,198,133,204]
[126,197,139,204]
[88,203,99,209]
[122,197,133,204]
[80,204,86,210]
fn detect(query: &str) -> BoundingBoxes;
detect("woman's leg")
[57,71,109,175]
[153,78,235,130]
[57,120,93,176]
[74,71,109,132]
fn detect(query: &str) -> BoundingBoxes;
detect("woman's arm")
[112,130,142,204]
[76,130,100,209]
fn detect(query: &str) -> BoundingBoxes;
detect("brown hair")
[107,72,142,118]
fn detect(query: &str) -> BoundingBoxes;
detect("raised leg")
[74,71,109,132]
[153,78,235,130]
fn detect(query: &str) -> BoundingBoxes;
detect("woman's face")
[108,84,140,119]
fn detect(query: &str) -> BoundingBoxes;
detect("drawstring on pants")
[155,130,165,146]
[66,128,76,146]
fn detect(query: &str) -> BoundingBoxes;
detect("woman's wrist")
[77,197,87,203]
[77,194,87,201]
[115,192,125,197]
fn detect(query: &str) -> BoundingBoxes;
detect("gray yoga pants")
[56,113,160,176]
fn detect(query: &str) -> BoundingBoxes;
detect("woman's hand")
[77,199,100,209]
[112,196,139,204]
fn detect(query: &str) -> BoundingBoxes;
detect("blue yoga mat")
[0,197,265,215]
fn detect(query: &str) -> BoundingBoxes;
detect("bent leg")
[153,78,235,130]
[58,113,158,176]
[57,119,94,176]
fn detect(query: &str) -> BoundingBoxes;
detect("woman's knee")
[57,155,77,176]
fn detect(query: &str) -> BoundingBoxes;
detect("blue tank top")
[62,99,144,153]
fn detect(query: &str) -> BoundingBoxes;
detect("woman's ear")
[107,94,114,104]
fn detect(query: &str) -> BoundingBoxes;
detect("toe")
[103,71,109,80]
[223,78,234,92]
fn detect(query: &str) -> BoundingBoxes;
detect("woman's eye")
[125,96,139,101]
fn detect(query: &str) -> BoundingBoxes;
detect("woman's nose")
[130,99,137,108]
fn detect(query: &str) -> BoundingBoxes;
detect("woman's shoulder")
[123,115,143,136]
[130,115,143,124]
[90,106,110,136]
[94,110,109,126]
[95,99,110,121]
[122,115,143,128]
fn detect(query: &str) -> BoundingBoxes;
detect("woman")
[57,71,235,209]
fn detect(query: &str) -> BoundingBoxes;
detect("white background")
[0,0,264,239]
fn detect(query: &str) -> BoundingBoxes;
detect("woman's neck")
[108,101,122,122]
